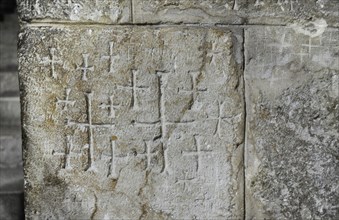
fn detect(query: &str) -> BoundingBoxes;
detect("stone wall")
[17,0,338,219]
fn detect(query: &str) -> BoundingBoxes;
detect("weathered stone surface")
[17,0,131,23]
[133,0,339,27]
[19,26,245,219]
[17,0,339,26]
[245,26,339,219]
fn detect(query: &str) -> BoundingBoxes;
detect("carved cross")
[99,95,120,119]
[40,48,63,79]
[56,88,76,113]
[52,136,80,169]
[101,42,120,74]
[178,71,207,110]
[117,69,149,110]
[182,135,214,172]
[67,92,115,171]
[76,53,94,81]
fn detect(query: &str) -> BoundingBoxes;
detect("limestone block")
[133,0,339,27]
[245,26,339,219]
[17,0,131,23]
[18,26,245,219]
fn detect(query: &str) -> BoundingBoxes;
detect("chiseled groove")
[130,0,134,23]
[242,28,247,220]
[23,20,288,28]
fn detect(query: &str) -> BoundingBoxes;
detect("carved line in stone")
[101,42,120,74]
[178,71,207,110]
[154,71,169,174]
[175,169,196,192]
[207,43,228,77]
[76,53,94,81]
[128,43,136,62]
[132,71,201,174]
[302,38,324,55]
[207,100,233,138]
[56,88,76,113]
[156,71,169,140]
[182,135,214,172]
[295,49,308,64]
[52,135,80,169]
[40,48,63,79]
[268,33,292,53]
[67,92,115,171]
[105,139,130,179]
[233,0,239,10]
[137,140,158,171]
[99,94,120,119]
[277,0,296,11]
[117,69,149,110]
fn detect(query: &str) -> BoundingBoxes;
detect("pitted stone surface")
[17,0,339,26]
[17,0,131,23]
[245,26,339,219]
[19,26,244,219]
[133,0,339,27]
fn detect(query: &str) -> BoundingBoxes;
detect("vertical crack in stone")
[242,28,247,220]
[130,0,134,23]
[90,193,98,220]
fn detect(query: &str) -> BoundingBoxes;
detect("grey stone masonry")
[17,0,339,27]
[19,26,244,219]
[16,0,339,219]
[133,0,339,27]
[17,0,131,23]
[245,26,339,219]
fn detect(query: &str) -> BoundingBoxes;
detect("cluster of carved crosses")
[41,42,231,179]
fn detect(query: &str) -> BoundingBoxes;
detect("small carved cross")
[178,71,207,110]
[101,42,120,74]
[76,53,94,81]
[40,48,63,79]
[99,95,120,119]
[56,88,76,113]
[52,136,80,169]
[117,69,149,110]
[182,135,214,172]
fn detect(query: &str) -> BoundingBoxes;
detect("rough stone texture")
[18,26,244,219]
[17,0,131,23]
[17,0,339,26]
[245,26,339,219]
[134,0,339,26]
